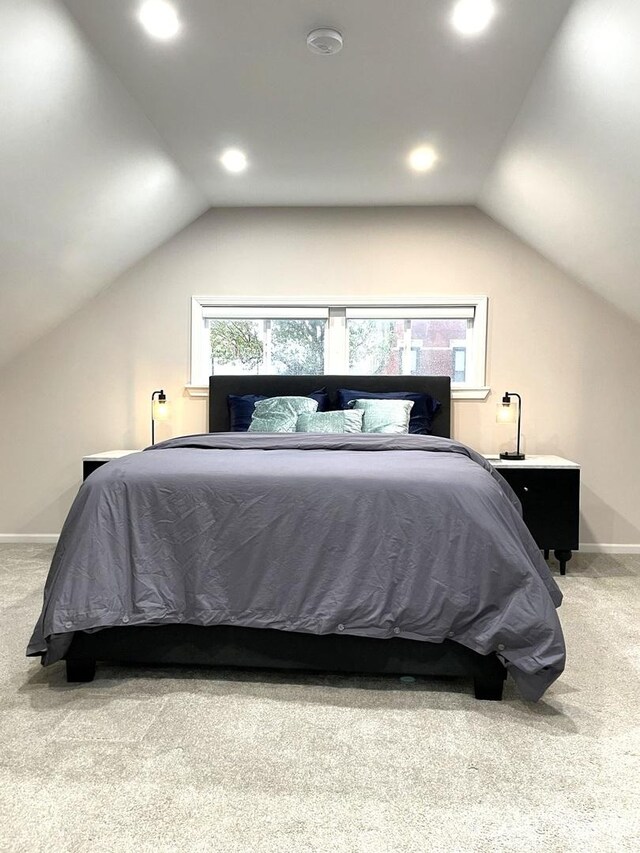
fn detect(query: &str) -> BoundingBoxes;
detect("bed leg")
[66,658,96,683]
[473,672,505,701]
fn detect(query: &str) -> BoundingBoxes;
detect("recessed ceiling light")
[451,0,496,37]
[138,0,181,41]
[220,148,248,174]
[408,146,438,173]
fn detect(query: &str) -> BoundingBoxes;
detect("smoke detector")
[307,28,343,56]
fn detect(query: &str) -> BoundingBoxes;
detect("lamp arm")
[506,392,522,456]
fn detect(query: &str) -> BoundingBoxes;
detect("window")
[189,297,488,399]
[206,309,328,376]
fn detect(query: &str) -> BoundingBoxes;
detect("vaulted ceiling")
[1,0,639,367]
[60,0,572,207]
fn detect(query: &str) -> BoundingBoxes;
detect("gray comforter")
[28,433,565,700]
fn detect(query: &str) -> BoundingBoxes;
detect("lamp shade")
[152,397,170,421]
[496,401,516,424]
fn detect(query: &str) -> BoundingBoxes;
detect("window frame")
[188,296,489,400]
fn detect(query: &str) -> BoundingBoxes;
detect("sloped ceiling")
[0,0,207,366]
[481,0,640,322]
[2,0,639,367]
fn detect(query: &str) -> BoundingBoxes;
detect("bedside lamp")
[496,391,524,460]
[151,389,169,445]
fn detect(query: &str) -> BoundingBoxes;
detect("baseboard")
[1,534,639,554]
[579,542,640,554]
[0,534,60,544]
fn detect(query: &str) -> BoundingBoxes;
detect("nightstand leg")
[554,549,572,576]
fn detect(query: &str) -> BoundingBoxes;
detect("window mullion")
[264,320,272,374]
[402,321,412,375]
[327,307,347,373]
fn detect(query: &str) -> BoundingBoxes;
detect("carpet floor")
[1,544,639,853]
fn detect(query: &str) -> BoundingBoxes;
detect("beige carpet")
[1,544,639,853]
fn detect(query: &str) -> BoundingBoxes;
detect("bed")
[27,375,565,701]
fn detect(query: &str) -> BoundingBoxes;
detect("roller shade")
[202,306,329,320]
[344,307,474,320]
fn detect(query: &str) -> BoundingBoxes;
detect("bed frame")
[65,375,507,700]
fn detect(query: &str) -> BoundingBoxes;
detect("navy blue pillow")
[336,389,441,435]
[228,390,330,432]
[227,394,267,432]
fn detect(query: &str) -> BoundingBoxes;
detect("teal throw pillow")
[350,398,414,434]
[296,410,364,434]
[249,396,318,433]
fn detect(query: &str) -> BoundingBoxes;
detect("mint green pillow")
[350,398,414,434]
[296,410,364,434]
[249,396,318,433]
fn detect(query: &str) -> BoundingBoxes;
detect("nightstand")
[483,455,580,575]
[82,450,141,481]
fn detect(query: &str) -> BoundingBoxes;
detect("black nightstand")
[484,455,580,575]
[82,450,140,481]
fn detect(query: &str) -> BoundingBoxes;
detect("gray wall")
[1,206,639,547]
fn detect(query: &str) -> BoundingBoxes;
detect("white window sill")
[452,386,491,400]
[185,384,210,398]
[185,384,491,401]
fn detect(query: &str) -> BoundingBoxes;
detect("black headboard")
[208,375,451,438]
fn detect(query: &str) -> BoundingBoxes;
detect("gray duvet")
[28,433,565,700]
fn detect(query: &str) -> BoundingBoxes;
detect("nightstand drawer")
[83,460,108,481]
[499,468,579,550]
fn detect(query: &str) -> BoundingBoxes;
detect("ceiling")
[2,0,640,368]
[61,0,572,206]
